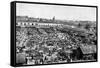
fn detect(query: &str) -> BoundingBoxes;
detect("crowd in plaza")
[16,21,97,65]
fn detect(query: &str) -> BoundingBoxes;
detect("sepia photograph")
[15,2,97,66]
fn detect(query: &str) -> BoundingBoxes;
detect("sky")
[16,3,96,21]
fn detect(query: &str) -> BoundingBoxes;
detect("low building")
[71,45,97,61]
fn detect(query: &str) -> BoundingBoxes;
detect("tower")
[52,16,55,21]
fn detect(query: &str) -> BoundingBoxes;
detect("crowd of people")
[16,23,97,65]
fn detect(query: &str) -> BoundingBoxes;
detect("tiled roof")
[80,45,96,54]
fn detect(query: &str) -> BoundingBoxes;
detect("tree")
[77,23,82,28]
[84,23,90,30]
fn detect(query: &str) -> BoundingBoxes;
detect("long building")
[16,22,63,27]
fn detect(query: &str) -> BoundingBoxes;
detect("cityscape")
[16,16,97,65]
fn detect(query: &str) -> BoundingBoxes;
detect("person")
[35,60,39,64]
[40,58,44,64]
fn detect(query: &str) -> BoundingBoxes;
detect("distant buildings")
[16,16,95,33]
[16,22,63,27]
[16,16,64,27]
